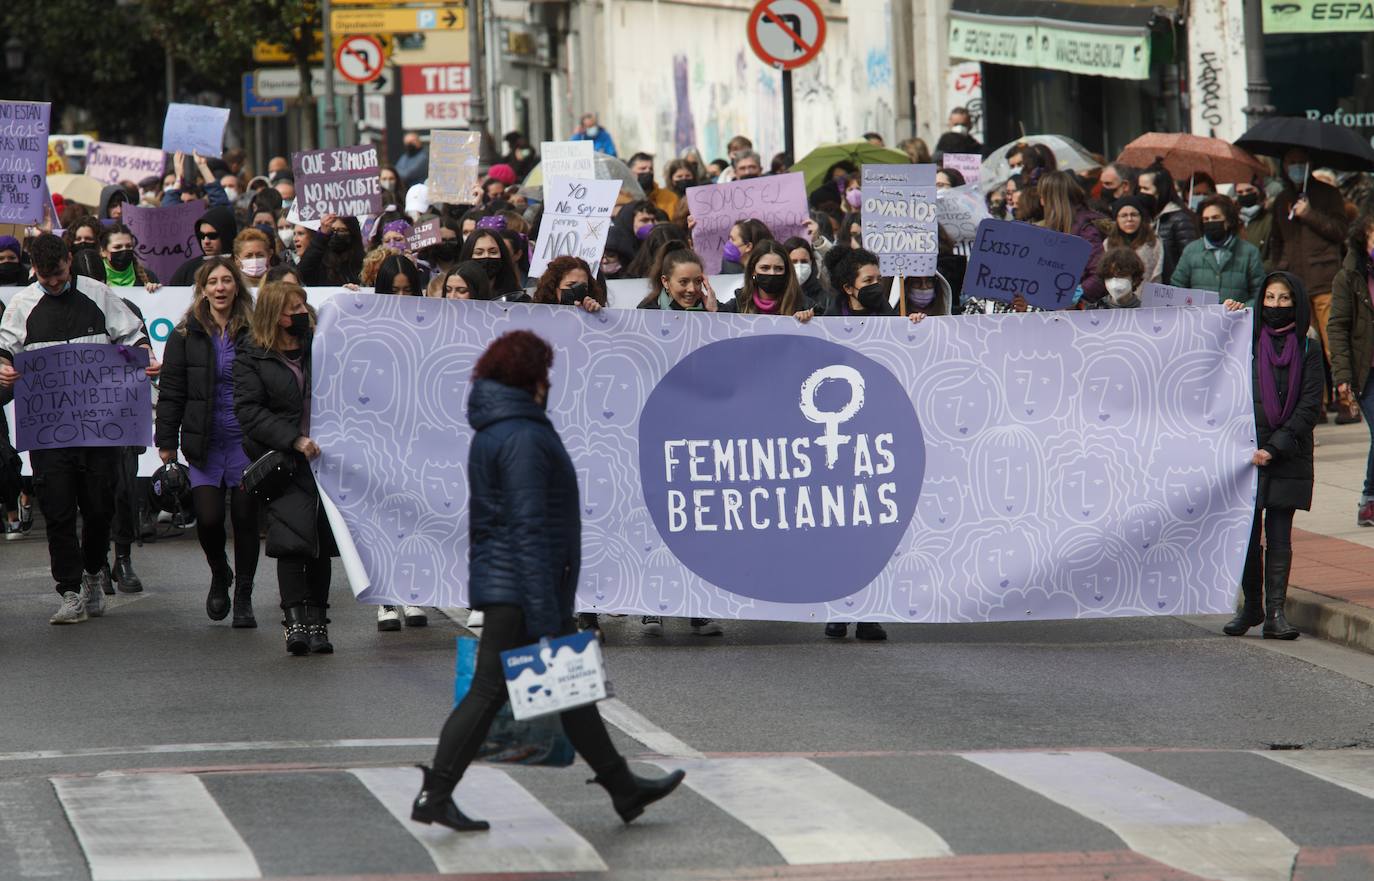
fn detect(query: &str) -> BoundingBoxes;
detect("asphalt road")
[1,527,1372,881]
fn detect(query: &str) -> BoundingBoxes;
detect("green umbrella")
[791,142,913,193]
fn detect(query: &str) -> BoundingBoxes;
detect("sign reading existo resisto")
[947,14,1151,80]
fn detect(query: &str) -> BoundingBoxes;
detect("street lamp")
[5,36,24,73]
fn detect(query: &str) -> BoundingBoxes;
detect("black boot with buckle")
[283,605,310,656]
[306,604,334,654]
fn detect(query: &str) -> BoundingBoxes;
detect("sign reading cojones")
[13,344,152,451]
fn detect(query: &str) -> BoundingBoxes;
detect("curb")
[1285,586,1374,656]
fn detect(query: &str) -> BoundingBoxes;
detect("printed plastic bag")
[453,636,575,767]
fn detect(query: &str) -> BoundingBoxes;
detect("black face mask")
[108,250,136,271]
[754,273,787,295]
[1263,305,1296,330]
[72,241,98,254]
[854,281,887,312]
[560,282,588,306]
[404,143,421,156]
[1202,220,1229,245]
[286,311,312,337]
[1136,193,1158,216]
[478,257,504,280]
[0,262,25,285]
[636,172,655,192]
[327,233,352,253]
[432,242,460,263]
[1237,191,1261,208]
[672,180,691,196]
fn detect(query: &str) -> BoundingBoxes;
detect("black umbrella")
[1234,116,1374,172]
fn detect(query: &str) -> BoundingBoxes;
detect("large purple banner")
[312,297,1256,622]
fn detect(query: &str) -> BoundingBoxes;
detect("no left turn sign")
[335,34,386,85]
[747,0,826,71]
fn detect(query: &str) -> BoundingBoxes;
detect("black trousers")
[108,448,142,555]
[30,446,119,594]
[431,604,622,793]
[277,555,331,610]
[1242,501,1295,590]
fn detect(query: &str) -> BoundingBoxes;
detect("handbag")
[240,449,296,501]
[1337,386,1363,425]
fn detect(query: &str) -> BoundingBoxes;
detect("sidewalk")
[1285,418,1374,654]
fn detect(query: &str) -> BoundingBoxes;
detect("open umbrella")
[1117,133,1267,185]
[791,142,912,193]
[1235,117,1374,172]
[46,173,104,208]
[520,152,644,201]
[980,135,1100,193]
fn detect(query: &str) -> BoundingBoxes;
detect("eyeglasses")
[198,231,220,241]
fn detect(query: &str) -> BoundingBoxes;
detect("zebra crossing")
[8,749,1374,881]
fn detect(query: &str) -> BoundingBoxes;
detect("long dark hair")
[322,216,365,285]
[429,260,492,299]
[458,229,522,297]
[638,247,705,308]
[626,223,689,278]
[737,240,804,315]
[375,254,425,295]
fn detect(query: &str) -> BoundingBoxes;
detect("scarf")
[658,289,703,311]
[104,259,136,287]
[1258,324,1301,427]
[752,291,780,314]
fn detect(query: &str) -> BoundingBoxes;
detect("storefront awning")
[948,0,1177,80]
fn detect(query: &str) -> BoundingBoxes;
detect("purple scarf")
[1258,324,1301,427]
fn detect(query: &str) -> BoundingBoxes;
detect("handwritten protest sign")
[160,104,230,157]
[13,344,151,451]
[84,142,165,187]
[427,130,481,203]
[0,101,51,224]
[529,177,621,278]
[292,145,383,222]
[862,165,938,276]
[1140,282,1219,309]
[121,200,205,284]
[686,172,808,274]
[46,141,67,175]
[943,153,982,186]
[936,184,990,244]
[964,219,1091,311]
[540,141,594,180]
[407,218,442,251]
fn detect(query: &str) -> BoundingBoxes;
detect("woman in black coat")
[156,257,260,627]
[1138,164,1199,284]
[233,280,339,656]
[412,331,685,831]
[1222,271,1323,639]
[296,213,364,287]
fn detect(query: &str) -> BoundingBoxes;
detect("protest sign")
[291,145,383,222]
[407,218,442,251]
[936,184,990,244]
[46,141,66,175]
[84,142,166,187]
[121,200,205,284]
[312,295,1255,623]
[540,141,594,180]
[13,344,151,451]
[686,172,808,274]
[160,103,230,157]
[0,101,51,224]
[861,165,938,276]
[1140,283,1220,309]
[943,153,982,186]
[964,219,1092,310]
[426,130,481,203]
[528,177,621,278]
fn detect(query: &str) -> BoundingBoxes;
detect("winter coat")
[1155,203,1199,284]
[233,337,337,560]
[1170,235,1265,306]
[98,185,127,220]
[1329,249,1374,396]
[1243,207,1275,270]
[570,126,617,157]
[169,206,237,286]
[1271,177,1348,295]
[1069,207,1109,304]
[155,315,242,467]
[1134,237,1164,284]
[466,379,580,640]
[1252,271,1324,511]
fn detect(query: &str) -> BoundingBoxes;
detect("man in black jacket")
[0,235,160,625]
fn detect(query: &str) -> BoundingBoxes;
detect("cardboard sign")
[291,145,383,222]
[84,142,166,187]
[161,103,230,157]
[943,152,982,186]
[964,218,1092,310]
[936,184,990,245]
[407,217,442,251]
[13,344,152,451]
[686,172,808,274]
[540,140,594,180]
[1140,282,1220,309]
[528,177,621,278]
[46,141,67,175]
[861,165,939,276]
[0,101,51,224]
[502,631,609,721]
[426,130,481,203]
[121,200,206,284]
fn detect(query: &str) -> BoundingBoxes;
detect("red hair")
[472,330,554,395]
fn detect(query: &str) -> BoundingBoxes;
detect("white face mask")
[223,187,239,201]
[586,125,600,137]
[794,262,812,284]
[278,228,294,247]
[1105,277,1133,303]
[239,256,268,278]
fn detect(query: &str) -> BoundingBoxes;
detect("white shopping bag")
[501,630,609,721]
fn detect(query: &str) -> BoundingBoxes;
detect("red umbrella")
[1117,133,1268,185]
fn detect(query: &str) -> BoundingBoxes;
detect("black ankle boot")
[283,606,310,656]
[206,561,232,621]
[306,605,334,654]
[590,760,686,823]
[411,764,489,831]
[232,580,256,629]
[112,556,143,593]
[1223,549,1265,636]
[1263,547,1300,640]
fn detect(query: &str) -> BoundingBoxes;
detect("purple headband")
[383,220,412,237]
[475,215,507,231]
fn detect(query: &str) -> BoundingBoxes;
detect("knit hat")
[1111,194,1153,223]
[487,164,517,186]
[0,235,20,259]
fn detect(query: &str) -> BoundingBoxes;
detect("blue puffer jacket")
[466,379,580,639]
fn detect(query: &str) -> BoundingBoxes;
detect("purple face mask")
[723,240,742,263]
[636,224,654,241]
[846,188,862,209]
[908,283,936,309]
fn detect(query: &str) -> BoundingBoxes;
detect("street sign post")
[330,6,465,34]
[241,73,288,118]
[335,34,386,84]
[747,0,826,159]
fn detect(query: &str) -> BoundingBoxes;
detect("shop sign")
[948,16,1038,67]
[949,14,1151,80]
[1264,0,1374,34]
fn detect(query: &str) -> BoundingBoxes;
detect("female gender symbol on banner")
[800,365,865,469]
[747,0,827,70]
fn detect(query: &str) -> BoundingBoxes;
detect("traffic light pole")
[322,0,340,148]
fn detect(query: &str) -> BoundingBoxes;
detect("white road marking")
[0,737,437,764]
[598,698,705,759]
[350,765,607,874]
[1259,749,1374,801]
[51,773,260,881]
[650,756,952,864]
[964,751,1298,881]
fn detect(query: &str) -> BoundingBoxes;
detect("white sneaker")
[50,591,87,625]
[80,572,104,618]
[377,605,401,631]
[4,521,21,541]
[466,610,484,628]
[642,615,663,636]
[402,606,428,627]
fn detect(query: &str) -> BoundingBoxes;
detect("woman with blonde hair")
[1037,170,1108,304]
[233,228,273,291]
